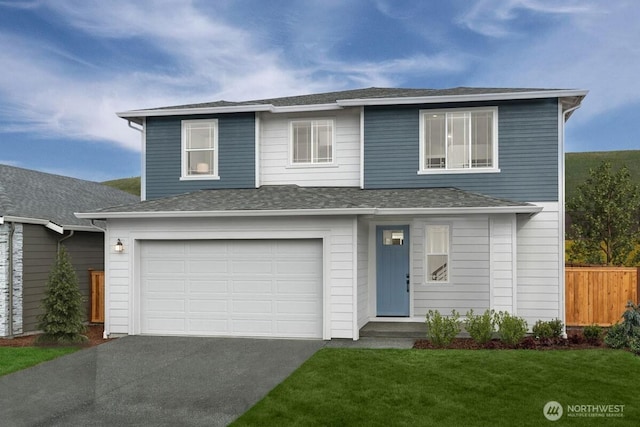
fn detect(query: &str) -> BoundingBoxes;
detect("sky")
[0,0,638,182]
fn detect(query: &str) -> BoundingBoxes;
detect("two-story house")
[77,87,587,340]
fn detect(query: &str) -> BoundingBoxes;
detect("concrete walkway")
[0,336,324,427]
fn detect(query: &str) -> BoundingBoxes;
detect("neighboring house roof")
[118,86,588,124]
[76,186,542,219]
[0,164,139,231]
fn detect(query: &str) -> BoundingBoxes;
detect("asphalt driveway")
[0,336,324,426]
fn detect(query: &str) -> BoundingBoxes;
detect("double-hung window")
[426,225,450,283]
[420,107,498,172]
[290,119,334,165]
[182,119,218,179]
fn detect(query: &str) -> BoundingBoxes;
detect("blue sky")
[0,0,638,181]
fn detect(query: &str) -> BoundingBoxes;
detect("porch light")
[114,239,124,253]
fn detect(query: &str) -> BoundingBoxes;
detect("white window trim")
[181,119,220,180]
[418,107,499,175]
[288,118,336,166]
[425,223,451,284]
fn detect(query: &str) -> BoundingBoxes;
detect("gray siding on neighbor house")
[21,225,103,332]
[363,98,560,202]
[145,113,256,200]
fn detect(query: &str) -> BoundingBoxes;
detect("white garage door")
[139,239,323,338]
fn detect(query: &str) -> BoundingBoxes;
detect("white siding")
[259,109,361,186]
[517,202,562,325]
[412,216,491,317]
[490,215,516,313]
[104,216,357,340]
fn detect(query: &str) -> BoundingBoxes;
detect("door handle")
[406,273,410,292]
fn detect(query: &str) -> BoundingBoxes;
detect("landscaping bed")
[414,335,603,350]
[0,324,112,348]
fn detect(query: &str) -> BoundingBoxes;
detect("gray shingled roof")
[149,87,559,111]
[86,186,536,216]
[0,164,139,229]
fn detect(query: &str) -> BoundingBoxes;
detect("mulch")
[0,325,114,348]
[413,332,605,350]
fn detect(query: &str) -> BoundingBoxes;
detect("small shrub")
[621,301,640,336]
[548,319,564,338]
[425,310,461,348]
[496,312,528,346]
[604,323,628,349]
[465,309,496,345]
[629,335,640,356]
[532,320,553,340]
[583,324,603,344]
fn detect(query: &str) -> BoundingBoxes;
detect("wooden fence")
[90,270,105,323]
[565,266,639,326]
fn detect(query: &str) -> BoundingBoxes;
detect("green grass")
[0,347,79,376]
[232,349,639,426]
[102,176,141,196]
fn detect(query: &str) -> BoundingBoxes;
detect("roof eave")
[116,103,346,122]
[336,89,589,107]
[75,205,541,220]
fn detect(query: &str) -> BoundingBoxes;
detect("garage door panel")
[144,279,186,293]
[277,279,320,295]
[232,280,274,293]
[189,280,229,294]
[146,299,185,312]
[188,260,229,274]
[145,260,186,274]
[232,300,273,314]
[231,260,273,274]
[189,299,228,313]
[140,239,322,338]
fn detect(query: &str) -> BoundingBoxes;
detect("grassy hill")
[102,176,141,196]
[565,150,640,200]
[102,150,640,199]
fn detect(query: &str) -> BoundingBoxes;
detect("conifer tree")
[37,246,87,344]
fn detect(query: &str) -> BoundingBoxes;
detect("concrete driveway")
[0,336,324,426]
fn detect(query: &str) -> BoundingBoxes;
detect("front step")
[359,322,426,339]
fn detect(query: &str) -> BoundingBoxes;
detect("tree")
[37,246,87,344]
[567,161,640,266]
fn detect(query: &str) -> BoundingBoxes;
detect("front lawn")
[233,349,639,426]
[0,347,79,376]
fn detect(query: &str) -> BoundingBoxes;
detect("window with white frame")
[182,119,218,178]
[420,108,497,172]
[290,119,334,165]
[426,225,449,282]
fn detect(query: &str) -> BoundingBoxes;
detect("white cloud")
[0,0,466,153]
[458,0,595,37]
[464,1,640,124]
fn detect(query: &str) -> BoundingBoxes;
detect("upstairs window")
[420,108,498,172]
[182,119,218,179]
[290,119,334,165]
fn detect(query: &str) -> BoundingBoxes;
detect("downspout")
[7,222,15,338]
[57,230,75,253]
[559,102,582,339]
[127,119,145,200]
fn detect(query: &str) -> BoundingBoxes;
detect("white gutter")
[0,216,101,232]
[336,90,589,107]
[75,204,542,220]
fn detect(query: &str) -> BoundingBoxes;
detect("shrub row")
[425,309,531,347]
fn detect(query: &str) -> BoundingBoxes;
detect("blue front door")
[376,225,410,317]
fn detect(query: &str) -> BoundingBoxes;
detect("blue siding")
[145,113,255,199]
[363,99,560,202]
